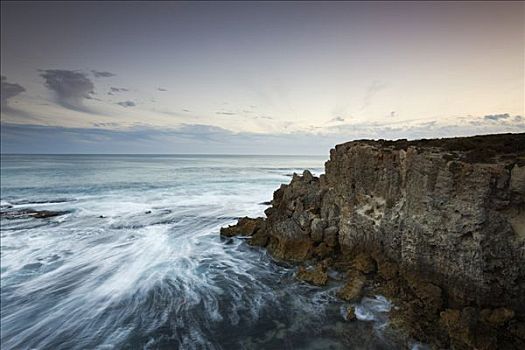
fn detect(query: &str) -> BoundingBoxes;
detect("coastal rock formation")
[221,133,525,349]
[0,208,70,219]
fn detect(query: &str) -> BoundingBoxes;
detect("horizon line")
[0,153,328,157]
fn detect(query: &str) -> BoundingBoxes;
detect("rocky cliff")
[221,133,525,349]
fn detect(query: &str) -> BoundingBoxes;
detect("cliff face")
[324,139,525,310]
[221,133,525,348]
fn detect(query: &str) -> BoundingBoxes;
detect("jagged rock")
[485,308,515,327]
[220,133,525,349]
[220,217,264,237]
[266,237,313,262]
[405,273,443,314]
[248,229,270,247]
[376,258,399,280]
[439,307,502,350]
[336,272,365,301]
[302,169,314,182]
[310,217,326,242]
[323,226,338,247]
[346,306,357,321]
[296,263,328,286]
[352,253,376,274]
[440,308,473,348]
[313,242,333,259]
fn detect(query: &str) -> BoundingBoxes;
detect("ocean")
[1,155,404,349]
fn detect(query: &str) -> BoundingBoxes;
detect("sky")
[1,1,524,154]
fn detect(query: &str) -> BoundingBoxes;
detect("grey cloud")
[40,69,95,112]
[117,101,136,108]
[182,109,191,112]
[2,118,524,155]
[93,122,120,128]
[92,70,116,78]
[108,87,129,95]
[0,122,327,154]
[1,76,25,108]
[158,88,168,91]
[110,87,129,93]
[484,113,510,121]
[514,115,523,122]
[329,116,345,123]
[390,111,396,118]
[216,111,236,115]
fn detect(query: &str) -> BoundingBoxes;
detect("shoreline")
[221,133,525,349]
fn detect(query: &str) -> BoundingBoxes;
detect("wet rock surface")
[1,208,70,219]
[296,263,329,286]
[221,133,525,349]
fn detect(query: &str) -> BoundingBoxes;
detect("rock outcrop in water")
[0,208,69,219]
[221,133,525,349]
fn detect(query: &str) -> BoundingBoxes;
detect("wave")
[0,155,404,349]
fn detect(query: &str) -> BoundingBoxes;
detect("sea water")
[1,155,403,349]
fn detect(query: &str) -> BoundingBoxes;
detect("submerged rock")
[346,306,357,321]
[221,133,525,349]
[1,209,69,219]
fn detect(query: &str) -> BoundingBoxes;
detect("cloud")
[390,111,396,118]
[40,69,95,112]
[108,87,129,95]
[2,116,524,155]
[158,88,168,91]
[1,76,25,108]
[91,70,115,78]
[329,116,345,123]
[117,100,136,108]
[110,87,129,93]
[484,113,510,121]
[216,111,236,115]
[93,122,120,128]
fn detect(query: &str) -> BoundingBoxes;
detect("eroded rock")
[336,272,366,302]
[352,253,376,274]
[296,263,328,286]
[220,133,525,349]
[220,217,264,237]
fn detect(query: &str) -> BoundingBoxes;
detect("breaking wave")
[1,155,405,349]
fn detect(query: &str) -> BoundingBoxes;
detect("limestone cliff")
[221,133,525,349]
